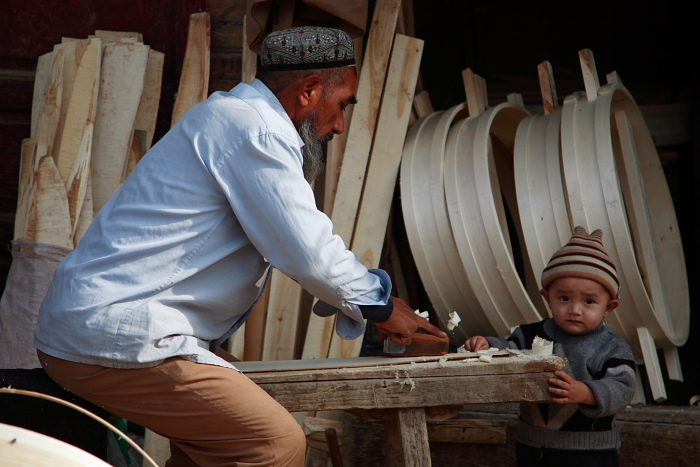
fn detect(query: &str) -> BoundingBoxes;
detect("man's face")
[541,277,618,335]
[311,67,358,141]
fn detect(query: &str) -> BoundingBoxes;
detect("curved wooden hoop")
[514,107,572,316]
[444,103,541,336]
[596,83,689,347]
[560,91,643,349]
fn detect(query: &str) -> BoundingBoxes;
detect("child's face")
[541,277,619,335]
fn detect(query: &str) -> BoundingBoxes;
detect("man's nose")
[333,113,345,135]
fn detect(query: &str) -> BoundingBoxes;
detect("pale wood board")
[91,42,148,213]
[302,0,403,361]
[24,156,73,249]
[241,15,257,84]
[637,327,666,402]
[262,269,301,361]
[133,49,164,151]
[31,52,54,138]
[33,47,64,171]
[327,33,424,360]
[14,138,37,240]
[171,12,210,127]
[54,39,101,238]
[73,171,94,246]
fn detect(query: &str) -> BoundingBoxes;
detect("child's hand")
[463,336,489,351]
[548,370,597,406]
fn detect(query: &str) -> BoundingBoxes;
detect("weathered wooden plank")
[262,269,302,361]
[30,52,53,139]
[327,33,423,361]
[301,0,402,361]
[14,138,37,240]
[171,12,211,127]
[91,42,148,213]
[133,49,164,152]
[247,372,557,413]
[24,156,72,249]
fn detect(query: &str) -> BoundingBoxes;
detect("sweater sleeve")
[580,340,636,418]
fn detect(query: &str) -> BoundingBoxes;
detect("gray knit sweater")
[486,318,636,451]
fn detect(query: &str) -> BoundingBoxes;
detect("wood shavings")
[532,335,553,356]
[478,354,493,363]
[447,311,461,330]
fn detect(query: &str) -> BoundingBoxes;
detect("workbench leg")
[385,408,431,467]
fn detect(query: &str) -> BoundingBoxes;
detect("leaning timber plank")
[34,47,64,171]
[327,0,402,245]
[51,40,90,164]
[133,49,164,152]
[637,327,666,402]
[54,38,101,237]
[66,121,95,240]
[323,36,363,215]
[73,171,93,247]
[31,52,54,138]
[91,42,148,213]
[14,138,37,240]
[244,281,270,361]
[171,12,210,127]
[537,60,558,115]
[328,33,424,360]
[262,270,302,361]
[24,156,73,249]
[302,0,402,361]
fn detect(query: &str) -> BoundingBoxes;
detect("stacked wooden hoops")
[400,50,689,402]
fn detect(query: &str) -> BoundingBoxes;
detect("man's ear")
[299,75,322,108]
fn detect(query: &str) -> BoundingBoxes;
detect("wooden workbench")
[236,351,565,467]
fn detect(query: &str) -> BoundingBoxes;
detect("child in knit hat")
[463,226,636,467]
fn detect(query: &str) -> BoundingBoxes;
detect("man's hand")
[463,336,489,351]
[373,297,447,346]
[549,370,597,405]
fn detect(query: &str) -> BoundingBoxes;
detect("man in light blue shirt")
[35,26,445,466]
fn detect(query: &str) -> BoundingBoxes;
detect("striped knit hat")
[541,226,621,300]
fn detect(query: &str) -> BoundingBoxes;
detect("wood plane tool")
[383,332,450,357]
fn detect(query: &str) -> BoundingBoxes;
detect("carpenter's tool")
[383,332,450,357]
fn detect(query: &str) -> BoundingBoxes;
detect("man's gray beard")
[299,113,327,184]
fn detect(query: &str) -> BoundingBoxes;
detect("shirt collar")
[249,79,304,147]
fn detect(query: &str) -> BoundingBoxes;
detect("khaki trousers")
[37,351,306,467]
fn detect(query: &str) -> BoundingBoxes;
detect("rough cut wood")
[24,157,73,249]
[90,42,148,213]
[171,12,211,126]
[262,270,302,361]
[327,33,424,360]
[302,0,403,361]
[31,52,54,138]
[133,49,164,152]
[14,138,37,240]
